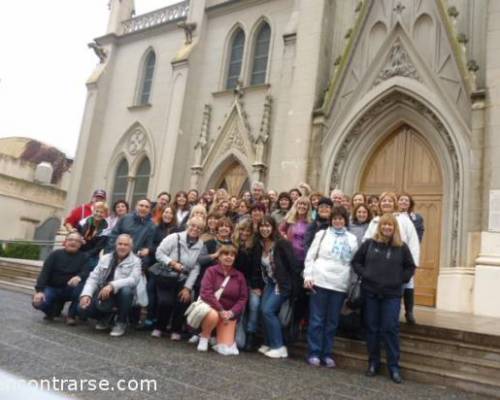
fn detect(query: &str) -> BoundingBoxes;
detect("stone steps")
[291,323,500,399]
[0,259,39,295]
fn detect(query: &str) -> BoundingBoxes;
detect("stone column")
[267,0,327,190]
[473,0,500,318]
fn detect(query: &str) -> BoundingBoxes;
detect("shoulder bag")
[185,275,231,329]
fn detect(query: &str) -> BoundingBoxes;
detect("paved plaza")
[0,289,488,400]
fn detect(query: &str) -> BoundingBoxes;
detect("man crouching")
[79,234,140,337]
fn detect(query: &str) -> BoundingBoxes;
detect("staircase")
[0,257,40,294]
[292,315,500,398]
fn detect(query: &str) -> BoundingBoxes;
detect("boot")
[244,333,256,352]
[403,289,416,325]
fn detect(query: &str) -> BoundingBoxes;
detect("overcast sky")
[0,0,178,158]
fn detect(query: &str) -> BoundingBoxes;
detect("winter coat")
[155,231,203,290]
[304,228,358,293]
[200,264,248,318]
[105,212,155,254]
[351,239,416,298]
[80,251,141,297]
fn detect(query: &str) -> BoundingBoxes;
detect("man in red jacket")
[64,189,106,232]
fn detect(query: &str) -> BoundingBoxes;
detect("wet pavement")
[0,289,487,400]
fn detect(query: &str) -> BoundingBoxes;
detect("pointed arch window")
[131,157,151,205]
[112,159,129,204]
[250,23,271,85]
[226,29,245,89]
[139,51,156,105]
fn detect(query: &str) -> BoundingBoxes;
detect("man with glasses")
[32,232,89,325]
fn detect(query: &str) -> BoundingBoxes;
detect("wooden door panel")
[361,133,405,193]
[412,196,442,306]
[360,125,442,307]
[404,131,443,194]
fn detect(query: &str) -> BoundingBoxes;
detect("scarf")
[330,227,352,264]
[83,217,108,242]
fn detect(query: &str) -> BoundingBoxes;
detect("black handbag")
[346,275,362,310]
[148,234,186,284]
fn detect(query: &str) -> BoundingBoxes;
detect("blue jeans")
[246,290,262,333]
[307,286,346,358]
[33,283,84,318]
[261,281,288,349]
[78,286,135,324]
[364,292,401,373]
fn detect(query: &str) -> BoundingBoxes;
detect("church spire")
[107,0,135,35]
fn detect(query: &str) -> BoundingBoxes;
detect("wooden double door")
[215,162,250,197]
[360,125,443,306]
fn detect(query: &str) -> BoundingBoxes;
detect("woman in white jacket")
[303,207,358,368]
[363,192,420,323]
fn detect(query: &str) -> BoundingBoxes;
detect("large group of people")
[32,181,423,384]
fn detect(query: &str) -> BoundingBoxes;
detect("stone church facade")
[67,0,500,318]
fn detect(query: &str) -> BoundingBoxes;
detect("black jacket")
[235,244,263,290]
[351,239,416,297]
[254,239,302,296]
[35,249,89,292]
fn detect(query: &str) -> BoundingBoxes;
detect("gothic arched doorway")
[214,161,250,196]
[360,125,443,306]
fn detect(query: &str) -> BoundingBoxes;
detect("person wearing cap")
[64,189,107,232]
[304,197,334,253]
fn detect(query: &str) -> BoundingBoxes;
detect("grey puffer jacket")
[155,231,203,290]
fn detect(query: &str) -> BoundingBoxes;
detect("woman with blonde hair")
[280,196,312,266]
[352,213,416,383]
[363,192,420,324]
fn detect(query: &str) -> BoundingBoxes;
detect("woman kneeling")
[198,244,248,355]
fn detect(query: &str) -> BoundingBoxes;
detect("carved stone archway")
[328,91,463,270]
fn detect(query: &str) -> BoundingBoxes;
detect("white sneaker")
[265,346,288,359]
[188,334,199,344]
[258,345,270,354]
[151,329,162,338]
[197,337,209,352]
[170,333,182,341]
[213,342,239,356]
[110,323,126,337]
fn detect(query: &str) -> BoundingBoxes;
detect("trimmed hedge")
[2,243,40,260]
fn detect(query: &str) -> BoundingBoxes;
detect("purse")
[346,274,362,310]
[148,234,185,284]
[185,275,231,328]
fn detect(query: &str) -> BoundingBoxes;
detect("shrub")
[3,243,40,260]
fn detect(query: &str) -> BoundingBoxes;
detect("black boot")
[244,333,256,352]
[403,289,416,325]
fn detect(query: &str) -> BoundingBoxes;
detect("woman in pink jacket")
[198,244,248,355]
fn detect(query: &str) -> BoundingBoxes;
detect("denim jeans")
[364,291,401,373]
[307,286,346,358]
[33,283,84,318]
[260,281,288,349]
[78,286,135,324]
[246,290,262,333]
